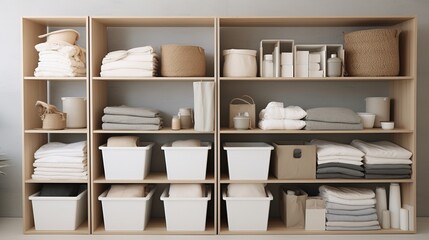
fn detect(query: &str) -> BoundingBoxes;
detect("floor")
[0,218,428,240]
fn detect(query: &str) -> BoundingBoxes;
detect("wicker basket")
[42,113,67,130]
[161,45,206,77]
[344,28,400,76]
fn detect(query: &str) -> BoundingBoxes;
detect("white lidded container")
[29,189,87,231]
[223,142,274,180]
[161,142,211,180]
[223,49,257,77]
[223,189,273,231]
[99,142,154,180]
[98,187,156,231]
[61,97,87,128]
[161,187,211,231]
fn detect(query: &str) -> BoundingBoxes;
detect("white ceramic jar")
[61,97,87,128]
[223,49,257,77]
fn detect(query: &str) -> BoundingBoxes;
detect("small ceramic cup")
[233,112,250,130]
[357,112,376,128]
[381,121,395,130]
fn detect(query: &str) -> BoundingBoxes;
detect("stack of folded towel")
[100,46,159,77]
[32,141,87,180]
[305,107,363,130]
[102,105,162,130]
[351,140,412,179]
[258,102,306,130]
[319,185,380,231]
[34,40,86,77]
[310,139,365,179]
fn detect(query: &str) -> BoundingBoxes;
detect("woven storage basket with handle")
[161,45,206,77]
[344,28,400,76]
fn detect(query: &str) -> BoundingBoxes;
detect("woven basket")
[42,113,67,130]
[344,28,400,76]
[161,45,206,77]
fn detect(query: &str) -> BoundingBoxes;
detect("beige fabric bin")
[161,45,206,77]
[279,187,307,229]
[272,142,316,179]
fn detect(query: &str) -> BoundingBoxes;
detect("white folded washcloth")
[317,156,363,161]
[101,60,158,71]
[363,157,413,165]
[100,68,156,77]
[319,185,375,200]
[351,140,412,159]
[32,171,87,177]
[34,166,87,173]
[31,174,87,180]
[33,162,87,169]
[34,70,86,77]
[227,183,266,198]
[34,156,87,163]
[317,159,364,166]
[34,141,87,159]
[310,139,365,158]
[259,105,307,120]
[258,119,306,130]
[106,184,146,198]
[169,184,204,198]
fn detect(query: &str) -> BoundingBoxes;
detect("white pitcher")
[61,97,87,128]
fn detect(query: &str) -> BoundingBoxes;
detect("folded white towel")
[39,54,85,67]
[34,156,87,163]
[326,221,380,227]
[363,157,413,165]
[34,141,87,159]
[35,42,81,56]
[319,185,375,200]
[33,162,87,169]
[321,194,376,205]
[120,53,158,62]
[34,166,87,173]
[258,119,306,130]
[101,60,158,71]
[32,171,87,177]
[317,159,364,166]
[34,71,86,77]
[351,140,412,159]
[128,46,154,54]
[266,101,284,109]
[39,50,85,63]
[102,47,155,64]
[107,184,145,198]
[31,174,87,180]
[227,183,266,198]
[169,184,204,198]
[100,69,156,77]
[259,106,307,120]
[37,61,85,70]
[310,139,365,158]
[318,156,363,161]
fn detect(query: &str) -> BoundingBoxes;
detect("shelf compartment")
[93,77,215,81]
[220,128,413,134]
[220,76,413,81]
[24,77,87,81]
[24,219,89,235]
[25,128,88,134]
[94,128,214,134]
[93,218,215,235]
[94,172,215,184]
[219,174,413,184]
[25,179,88,184]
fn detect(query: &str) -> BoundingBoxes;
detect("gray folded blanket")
[326,213,378,222]
[327,208,376,216]
[326,225,380,231]
[317,173,363,179]
[365,168,412,175]
[317,167,364,177]
[306,120,363,130]
[102,114,162,125]
[102,123,161,130]
[306,107,361,124]
[318,163,364,171]
[365,174,411,179]
[104,105,159,118]
[364,164,411,170]
[326,202,375,210]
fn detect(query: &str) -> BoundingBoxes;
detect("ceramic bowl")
[357,112,376,128]
[381,121,395,130]
[39,29,80,44]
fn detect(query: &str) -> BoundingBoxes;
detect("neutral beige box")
[305,197,326,231]
[279,187,308,229]
[272,142,316,179]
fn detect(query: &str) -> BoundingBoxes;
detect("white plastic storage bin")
[98,187,156,231]
[223,189,273,231]
[99,142,154,180]
[224,142,274,180]
[29,190,87,231]
[161,142,211,180]
[160,187,211,231]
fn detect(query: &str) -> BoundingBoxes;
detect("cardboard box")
[279,187,308,229]
[305,197,326,231]
[272,142,316,179]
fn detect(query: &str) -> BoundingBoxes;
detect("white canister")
[178,108,193,129]
[223,49,257,77]
[61,97,87,128]
[365,97,390,128]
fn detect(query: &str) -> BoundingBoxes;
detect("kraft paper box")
[305,197,326,231]
[272,142,316,179]
[280,187,308,229]
[229,95,256,129]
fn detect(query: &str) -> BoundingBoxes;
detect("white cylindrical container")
[178,108,193,129]
[400,208,409,230]
[365,97,390,128]
[223,49,257,77]
[376,187,387,225]
[327,54,342,77]
[382,210,391,229]
[61,97,86,128]
[262,54,273,77]
[389,183,401,229]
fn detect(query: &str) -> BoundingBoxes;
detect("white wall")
[0,0,428,217]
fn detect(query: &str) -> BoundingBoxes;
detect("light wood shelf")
[94,172,215,184]
[24,76,87,81]
[93,77,215,81]
[25,128,88,134]
[220,128,413,134]
[93,127,214,134]
[220,76,413,81]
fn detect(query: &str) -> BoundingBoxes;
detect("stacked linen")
[102,105,162,130]
[319,185,380,231]
[34,40,86,77]
[305,107,363,130]
[258,102,306,130]
[310,139,365,179]
[351,140,412,179]
[100,46,159,77]
[32,141,87,180]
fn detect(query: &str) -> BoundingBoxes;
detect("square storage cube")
[29,190,87,231]
[223,142,274,180]
[272,142,316,179]
[223,189,273,231]
[161,142,211,180]
[160,187,211,231]
[98,187,156,231]
[99,142,154,180]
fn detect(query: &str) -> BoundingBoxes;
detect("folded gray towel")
[102,114,162,125]
[317,167,364,177]
[326,225,380,231]
[364,164,411,170]
[305,120,363,130]
[327,208,376,216]
[102,123,161,131]
[317,173,363,179]
[306,107,361,124]
[318,163,364,171]
[104,105,159,118]
[326,213,378,222]
[365,174,411,179]
[365,168,412,175]
[326,202,375,210]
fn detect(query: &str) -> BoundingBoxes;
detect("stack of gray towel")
[305,107,363,130]
[319,185,380,231]
[351,140,412,179]
[102,105,162,130]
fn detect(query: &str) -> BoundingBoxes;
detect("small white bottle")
[262,54,274,77]
[327,54,342,77]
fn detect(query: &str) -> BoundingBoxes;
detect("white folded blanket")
[318,156,363,161]
[33,162,87,169]
[169,184,204,198]
[34,71,86,77]
[107,184,146,198]
[102,46,155,64]
[39,50,85,63]
[318,159,363,165]
[32,171,87,177]
[266,101,284,109]
[34,166,87,173]
[101,60,158,71]
[100,69,156,77]
[35,42,83,56]
[326,202,375,210]
[326,221,380,227]
[34,141,87,159]
[310,139,365,158]
[37,62,86,71]
[38,55,85,67]
[319,185,375,200]
[34,156,87,163]
[227,183,266,198]
[259,105,307,120]
[351,140,412,159]
[31,174,87,180]
[258,119,306,130]
[364,157,413,165]
[322,194,376,205]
